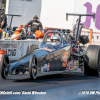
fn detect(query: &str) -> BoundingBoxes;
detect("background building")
[5,0,100,32]
[2,0,6,10]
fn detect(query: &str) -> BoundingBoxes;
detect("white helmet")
[51,35,61,45]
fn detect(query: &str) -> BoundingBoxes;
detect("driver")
[51,35,61,45]
[40,34,62,52]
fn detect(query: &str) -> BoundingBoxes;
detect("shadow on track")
[5,72,100,84]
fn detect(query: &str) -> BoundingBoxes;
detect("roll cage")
[42,31,67,44]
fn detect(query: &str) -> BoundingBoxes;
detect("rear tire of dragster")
[0,54,9,79]
[29,55,37,79]
[84,45,100,76]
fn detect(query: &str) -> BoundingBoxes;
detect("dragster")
[0,13,100,80]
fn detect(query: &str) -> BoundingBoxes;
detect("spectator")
[1,9,7,30]
[24,15,43,35]
[72,18,92,39]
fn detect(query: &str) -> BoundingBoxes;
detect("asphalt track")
[0,69,100,100]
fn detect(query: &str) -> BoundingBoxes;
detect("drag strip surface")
[0,70,100,100]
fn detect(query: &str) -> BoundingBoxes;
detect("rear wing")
[66,13,95,42]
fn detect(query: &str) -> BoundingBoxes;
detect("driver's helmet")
[51,35,61,45]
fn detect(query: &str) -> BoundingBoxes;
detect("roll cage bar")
[43,31,67,44]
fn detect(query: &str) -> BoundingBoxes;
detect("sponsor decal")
[0,42,17,57]
[47,63,50,72]
[37,68,39,72]
[0,41,38,60]
[0,43,17,48]
[0,49,17,56]
[54,43,63,48]
[7,49,16,56]
[66,67,69,70]
[66,60,79,71]
[62,51,70,67]
[64,43,71,46]
[42,47,53,52]
[20,60,26,62]
[44,64,47,72]
[41,63,50,72]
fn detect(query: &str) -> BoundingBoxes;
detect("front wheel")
[29,55,37,79]
[0,54,9,79]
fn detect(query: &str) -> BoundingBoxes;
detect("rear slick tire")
[84,45,100,76]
